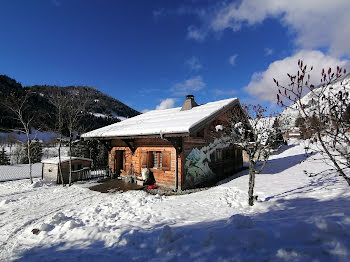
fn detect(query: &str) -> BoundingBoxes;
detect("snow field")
[0,143,349,261]
[0,163,42,182]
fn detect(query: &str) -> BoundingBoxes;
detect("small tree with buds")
[274,60,350,186]
[223,104,280,206]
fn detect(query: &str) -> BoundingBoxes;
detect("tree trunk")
[69,134,72,186]
[58,136,64,186]
[344,176,350,186]
[248,161,255,206]
[317,132,350,186]
[26,138,33,184]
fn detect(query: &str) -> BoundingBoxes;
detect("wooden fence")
[70,167,111,182]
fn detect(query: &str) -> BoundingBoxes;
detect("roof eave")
[82,132,190,140]
[188,99,239,136]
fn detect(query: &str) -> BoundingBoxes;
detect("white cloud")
[229,54,238,66]
[264,48,274,56]
[185,56,202,71]
[171,76,206,96]
[187,25,207,42]
[155,98,176,110]
[208,0,350,56]
[244,50,349,102]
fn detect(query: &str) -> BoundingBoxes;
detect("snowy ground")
[0,144,349,262]
[0,163,42,182]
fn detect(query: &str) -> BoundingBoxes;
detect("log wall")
[109,138,182,189]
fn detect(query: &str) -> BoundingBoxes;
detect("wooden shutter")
[162,151,171,171]
[147,152,154,168]
[141,152,148,168]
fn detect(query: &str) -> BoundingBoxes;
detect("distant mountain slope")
[0,75,140,133]
[0,75,56,132]
[279,73,350,131]
[29,85,139,120]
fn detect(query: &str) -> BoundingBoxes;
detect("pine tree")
[0,147,10,165]
[72,139,108,168]
[23,140,43,164]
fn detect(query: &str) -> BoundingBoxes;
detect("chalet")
[81,95,244,190]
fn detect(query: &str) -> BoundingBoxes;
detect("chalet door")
[114,150,125,176]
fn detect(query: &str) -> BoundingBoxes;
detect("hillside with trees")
[0,75,140,134]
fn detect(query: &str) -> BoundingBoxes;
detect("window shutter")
[162,151,171,170]
[148,152,154,168]
[141,152,148,168]
[123,151,126,170]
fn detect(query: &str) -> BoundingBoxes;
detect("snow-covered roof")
[82,98,238,139]
[42,157,92,164]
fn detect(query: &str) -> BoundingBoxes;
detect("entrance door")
[114,150,125,177]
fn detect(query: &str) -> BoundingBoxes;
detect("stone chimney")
[181,95,198,111]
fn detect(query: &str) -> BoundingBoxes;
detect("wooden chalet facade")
[82,95,244,190]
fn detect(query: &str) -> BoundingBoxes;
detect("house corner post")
[175,148,178,191]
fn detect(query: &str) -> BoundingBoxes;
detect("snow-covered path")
[0,144,349,262]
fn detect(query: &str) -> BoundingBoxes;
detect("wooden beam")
[164,137,183,154]
[121,139,135,153]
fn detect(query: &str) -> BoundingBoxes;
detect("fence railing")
[71,167,91,181]
[70,167,111,182]
[91,167,111,178]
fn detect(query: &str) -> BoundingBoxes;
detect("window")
[140,151,171,171]
[152,151,162,169]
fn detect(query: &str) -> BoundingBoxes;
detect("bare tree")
[2,93,36,183]
[274,61,350,186]
[65,93,90,186]
[223,104,279,206]
[49,92,68,186]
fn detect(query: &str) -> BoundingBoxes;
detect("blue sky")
[1,0,349,112]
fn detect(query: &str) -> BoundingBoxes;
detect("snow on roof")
[82,98,238,138]
[42,157,92,164]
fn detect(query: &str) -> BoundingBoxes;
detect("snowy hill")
[279,73,350,131]
[0,143,349,261]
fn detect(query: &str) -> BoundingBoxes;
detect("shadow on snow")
[14,196,350,262]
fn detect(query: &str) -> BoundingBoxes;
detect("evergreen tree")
[23,140,43,164]
[72,139,108,168]
[0,147,10,165]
